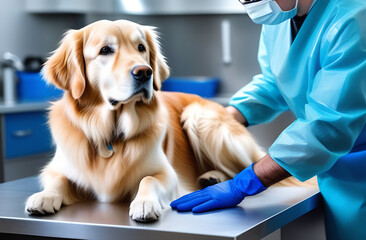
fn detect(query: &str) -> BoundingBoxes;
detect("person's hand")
[170,180,243,213]
[170,164,267,213]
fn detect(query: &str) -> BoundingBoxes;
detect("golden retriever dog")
[25,20,313,222]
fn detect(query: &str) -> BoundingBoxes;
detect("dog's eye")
[138,44,146,52]
[99,46,114,55]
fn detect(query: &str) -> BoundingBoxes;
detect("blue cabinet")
[4,111,53,159]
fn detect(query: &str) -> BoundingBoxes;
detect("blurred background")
[0,0,294,182]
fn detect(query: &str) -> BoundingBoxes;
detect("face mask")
[240,0,298,25]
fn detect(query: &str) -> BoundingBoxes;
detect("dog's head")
[43,20,170,110]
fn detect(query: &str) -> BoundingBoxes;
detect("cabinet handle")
[13,129,33,137]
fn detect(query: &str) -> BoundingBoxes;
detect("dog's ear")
[43,29,86,99]
[145,27,170,91]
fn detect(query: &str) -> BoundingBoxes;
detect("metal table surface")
[0,177,321,240]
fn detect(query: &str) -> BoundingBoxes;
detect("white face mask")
[240,0,298,25]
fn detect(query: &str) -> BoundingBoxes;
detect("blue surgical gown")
[229,0,366,239]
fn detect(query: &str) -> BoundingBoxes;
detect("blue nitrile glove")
[170,164,267,213]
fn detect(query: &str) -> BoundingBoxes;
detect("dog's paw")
[129,198,163,222]
[25,191,63,215]
[198,170,229,188]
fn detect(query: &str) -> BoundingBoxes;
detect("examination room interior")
[0,0,295,182]
[0,1,326,240]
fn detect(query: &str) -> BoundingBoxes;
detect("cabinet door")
[5,111,53,159]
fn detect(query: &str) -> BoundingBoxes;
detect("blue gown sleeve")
[269,15,366,181]
[229,26,289,126]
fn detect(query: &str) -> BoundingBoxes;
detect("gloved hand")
[170,164,267,213]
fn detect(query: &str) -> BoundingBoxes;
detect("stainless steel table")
[0,177,321,240]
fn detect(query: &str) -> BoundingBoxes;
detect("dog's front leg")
[129,159,178,222]
[25,156,78,215]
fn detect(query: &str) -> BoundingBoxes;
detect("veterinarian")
[171,0,366,239]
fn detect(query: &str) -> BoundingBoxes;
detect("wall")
[0,0,84,61]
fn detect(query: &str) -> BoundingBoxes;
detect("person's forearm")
[226,105,248,126]
[253,154,291,187]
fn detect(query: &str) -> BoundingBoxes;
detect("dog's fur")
[25,20,314,222]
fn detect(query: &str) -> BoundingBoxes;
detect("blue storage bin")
[162,77,220,98]
[16,71,63,102]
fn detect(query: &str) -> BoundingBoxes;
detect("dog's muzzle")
[131,65,154,101]
[107,65,154,107]
[131,65,153,83]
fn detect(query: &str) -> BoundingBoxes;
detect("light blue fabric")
[230,0,366,239]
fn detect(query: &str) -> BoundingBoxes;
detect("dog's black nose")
[131,65,153,83]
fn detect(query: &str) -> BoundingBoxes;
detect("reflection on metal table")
[0,176,322,240]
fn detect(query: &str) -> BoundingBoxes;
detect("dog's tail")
[181,101,265,178]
